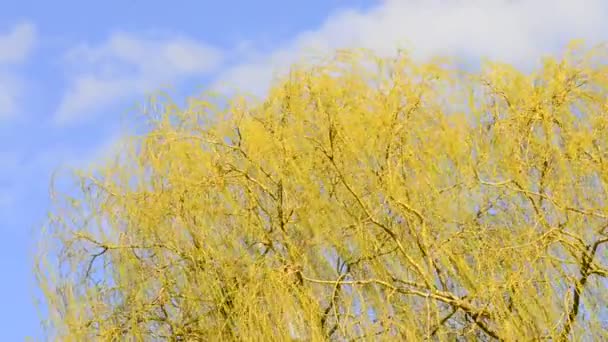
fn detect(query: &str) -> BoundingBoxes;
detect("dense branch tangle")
[37,42,608,341]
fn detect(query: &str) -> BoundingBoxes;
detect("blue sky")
[1,0,607,339]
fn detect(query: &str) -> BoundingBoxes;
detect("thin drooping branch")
[301,274,498,337]
[559,236,608,340]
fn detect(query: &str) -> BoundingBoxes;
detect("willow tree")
[36,42,608,341]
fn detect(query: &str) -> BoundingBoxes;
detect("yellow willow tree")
[37,42,608,341]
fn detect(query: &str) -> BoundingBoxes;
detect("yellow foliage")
[37,42,608,341]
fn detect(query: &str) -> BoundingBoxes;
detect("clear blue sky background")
[0,0,606,339]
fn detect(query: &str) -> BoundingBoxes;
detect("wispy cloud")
[0,75,25,118]
[55,31,224,124]
[0,21,36,119]
[214,0,608,96]
[0,21,36,64]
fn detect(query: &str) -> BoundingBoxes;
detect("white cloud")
[0,76,23,118]
[0,22,36,65]
[214,0,608,96]
[55,76,139,123]
[56,31,223,124]
[54,0,608,122]
[69,134,131,171]
[0,79,19,119]
[0,188,16,219]
[0,21,36,119]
